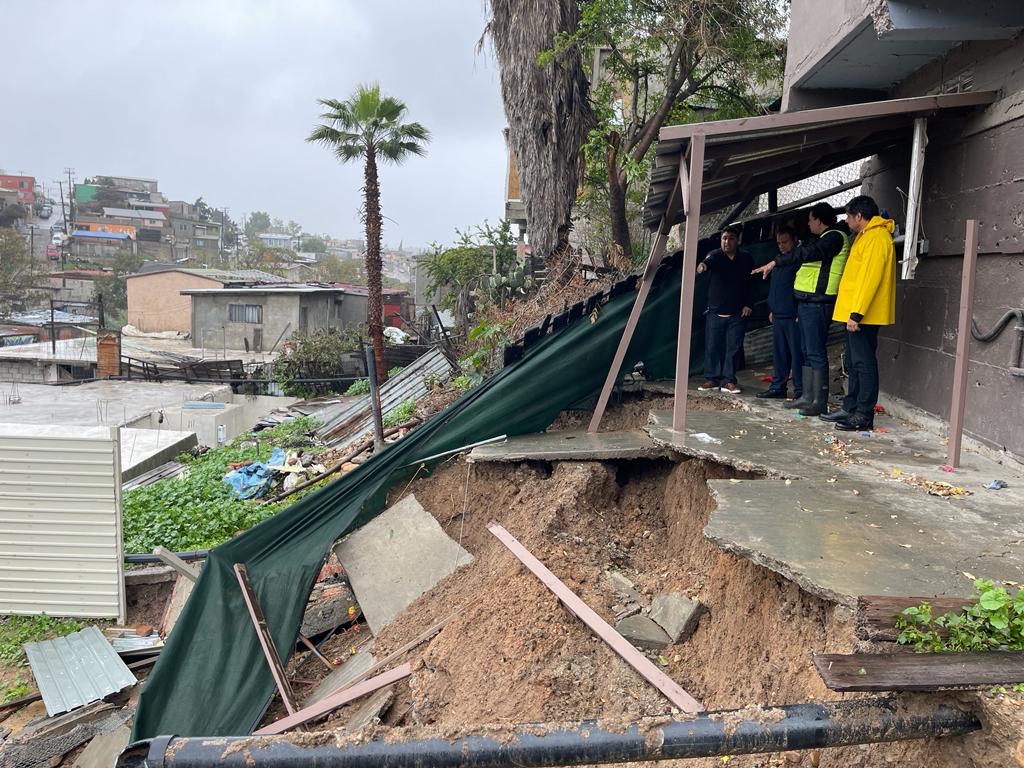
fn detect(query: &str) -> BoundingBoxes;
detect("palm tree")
[308,84,430,382]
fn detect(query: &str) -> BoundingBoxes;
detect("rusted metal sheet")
[487,522,703,714]
[23,626,136,716]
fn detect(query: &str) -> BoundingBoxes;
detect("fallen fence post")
[487,522,702,714]
[253,663,412,735]
[814,650,1024,691]
[153,546,200,582]
[233,564,300,718]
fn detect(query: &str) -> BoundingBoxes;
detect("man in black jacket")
[696,224,755,394]
[752,203,850,415]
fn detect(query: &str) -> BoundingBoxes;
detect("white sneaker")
[720,383,741,394]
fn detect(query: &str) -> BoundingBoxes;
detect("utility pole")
[64,167,75,223]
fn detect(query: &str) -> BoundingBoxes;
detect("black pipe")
[118,697,980,768]
[124,549,209,564]
[972,308,1024,372]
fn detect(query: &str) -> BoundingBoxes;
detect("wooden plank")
[159,575,194,637]
[253,663,412,735]
[813,651,1024,692]
[342,607,465,691]
[153,546,200,582]
[233,564,300,717]
[856,595,974,642]
[487,523,703,714]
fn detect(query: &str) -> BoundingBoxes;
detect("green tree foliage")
[300,236,328,253]
[245,211,272,239]
[317,255,367,284]
[93,248,145,326]
[420,220,517,309]
[308,84,430,383]
[551,0,788,263]
[273,326,366,398]
[0,204,27,228]
[0,228,37,313]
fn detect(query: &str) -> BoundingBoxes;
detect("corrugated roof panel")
[317,349,455,448]
[24,626,136,716]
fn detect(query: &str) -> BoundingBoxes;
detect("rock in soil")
[648,593,704,643]
[614,614,670,650]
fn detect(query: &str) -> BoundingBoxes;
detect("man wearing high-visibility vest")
[752,202,851,416]
[826,195,896,432]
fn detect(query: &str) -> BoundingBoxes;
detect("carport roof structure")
[589,91,997,438]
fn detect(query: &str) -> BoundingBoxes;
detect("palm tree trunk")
[363,148,387,383]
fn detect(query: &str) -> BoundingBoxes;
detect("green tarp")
[132,245,773,740]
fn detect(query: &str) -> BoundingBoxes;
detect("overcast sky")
[1,1,507,249]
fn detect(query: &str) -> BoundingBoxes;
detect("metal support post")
[901,117,928,279]
[947,219,979,468]
[672,134,707,434]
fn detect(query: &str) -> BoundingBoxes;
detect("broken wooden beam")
[813,651,1024,691]
[487,522,702,714]
[253,663,412,735]
[234,563,301,717]
[856,595,974,642]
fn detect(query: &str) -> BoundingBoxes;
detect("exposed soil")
[291,431,1023,765]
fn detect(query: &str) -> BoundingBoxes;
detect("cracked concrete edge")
[704,486,857,609]
[642,426,797,480]
[469,446,674,463]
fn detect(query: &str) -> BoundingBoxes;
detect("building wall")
[858,34,1024,459]
[190,292,348,350]
[0,175,36,206]
[127,272,222,333]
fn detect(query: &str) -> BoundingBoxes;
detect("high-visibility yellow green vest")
[793,229,850,297]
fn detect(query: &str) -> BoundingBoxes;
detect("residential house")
[331,283,412,328]
[168,201,223,261]
[779,1,1024,458]
[0,188,21,212]
[183,285,349,351]
[257,232,295,250]
[0,174,35,207]
[0,308,97,347]
[48,269,108,305]
[126,267,288,334]
[69,230,137,264]
[101,207,167,241]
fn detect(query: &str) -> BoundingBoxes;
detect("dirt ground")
[279,393,1024,766]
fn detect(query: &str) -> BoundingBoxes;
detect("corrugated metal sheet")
[317,349,454,449]
[24,626,136,716]
[0,425,126,621]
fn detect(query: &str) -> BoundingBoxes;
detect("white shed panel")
[0,424,125,621]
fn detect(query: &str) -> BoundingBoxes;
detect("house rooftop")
[180,284,345,296]
[72,230,132,240]
[102,207,167,221]
[2,309,98,326]
[126,267,290,284]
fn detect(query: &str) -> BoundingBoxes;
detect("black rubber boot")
[784,366,814,410]
[798,368,828,417]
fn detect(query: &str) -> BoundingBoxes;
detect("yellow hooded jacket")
[832,216,896,326]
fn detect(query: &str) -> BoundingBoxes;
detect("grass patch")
[0,615,83,702]
[122,417,321,554]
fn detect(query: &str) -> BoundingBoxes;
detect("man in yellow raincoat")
[824,195,895,432]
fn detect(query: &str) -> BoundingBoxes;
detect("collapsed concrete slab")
[334,494,473,634]
[614,614,671,650]
[469,429,671,463]
[649,593,704,643]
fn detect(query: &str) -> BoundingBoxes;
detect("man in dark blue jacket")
[757,226,803,399]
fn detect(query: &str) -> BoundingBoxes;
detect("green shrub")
[383,398,417,428]
[345,378,370,396]
[895,578,1024,652]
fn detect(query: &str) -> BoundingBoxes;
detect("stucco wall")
[127,272,221,333]
[860,35,1024,458]
[189,292,344,351]
[782,0,879,110]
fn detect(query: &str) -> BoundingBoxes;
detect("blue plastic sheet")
[223,447,285,499]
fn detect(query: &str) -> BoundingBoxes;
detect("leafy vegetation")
[345,378,370,396]
[0,615,83,702]
[896,578,1024,652]
[122,418,319,554]
[383,398,417,427]
[460,319,510,381]
[273,327,366,398]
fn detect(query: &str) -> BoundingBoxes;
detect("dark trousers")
[769,316,803,395]
[704,313,745,385]
[797,300,834,371]
[843,324,880,416]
